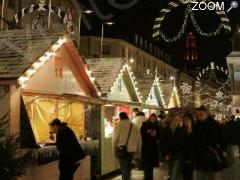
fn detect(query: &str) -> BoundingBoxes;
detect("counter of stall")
[20,141,99,180]
[19,93,101,179]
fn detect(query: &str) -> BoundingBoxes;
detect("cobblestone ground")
[110,160,240,180]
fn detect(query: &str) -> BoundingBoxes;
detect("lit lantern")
[184,32,198,61]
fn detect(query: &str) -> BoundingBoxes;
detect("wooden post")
[1,0,5,30]
[48,0,52,29]
[78,12,82,48]
[100,23,104,58]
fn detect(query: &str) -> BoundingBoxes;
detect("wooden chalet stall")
[135,74,166,117]
[86,58,142,175]
[0,29,102,180]
[161,82,181,109]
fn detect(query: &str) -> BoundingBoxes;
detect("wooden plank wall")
[0,84,10,134]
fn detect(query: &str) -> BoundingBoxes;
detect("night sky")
[80,0,240,71]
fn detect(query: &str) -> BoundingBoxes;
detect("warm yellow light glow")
[105,22,115,25]
[52,38,67,51]
[21,84,26,88]
[19,76,29,85]
[26,68,36,77]
[84,10,93,14]
[58,38,67,46]
[39,54,49,62]
[86,70,92,74]
[91,77,96,82]
[32,62,43,70]
[17,37,67,87]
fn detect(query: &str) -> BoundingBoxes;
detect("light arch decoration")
[152,0,231,42]
[10,0,73,33]
[196,61,229,86]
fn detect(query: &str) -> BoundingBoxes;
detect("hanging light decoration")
[196,62,230,87]
[153,1,231,43]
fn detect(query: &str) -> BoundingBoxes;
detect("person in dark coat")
[182,115,194,180]
[166,115,185,180]
[140,114,160,180]
[49,118,86,180]
[222,115,240,145]
[193,106,226,180]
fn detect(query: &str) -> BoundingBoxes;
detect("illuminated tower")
[184,32,198,61]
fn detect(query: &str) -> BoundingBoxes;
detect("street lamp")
[100,21,115,58]
[130,58,134,63]
[78,9,94,48]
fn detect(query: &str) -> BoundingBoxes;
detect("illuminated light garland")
[13,1,65,25]
[18,37,66,87]
[179,82,194,106]
[108,63,143,103]
[18,36,102,99]
[179,80,232,110]
[154,77,167,108]
[180,82,192,94]
[197,62,230,92]
[168,85,181,108]
[136,75,167,108]
[215,90,224,100]
[153,1,231,43]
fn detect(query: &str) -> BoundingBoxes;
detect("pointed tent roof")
[85,58,125,94]
[0,29,63,79]
[86,58,142,102]
[135,74,155,103]
[0,29,99,97]
[161,81,178,107]
[152,78,167,108]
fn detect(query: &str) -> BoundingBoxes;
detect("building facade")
[81,36,187,79]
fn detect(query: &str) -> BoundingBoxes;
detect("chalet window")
[102,44,110,55]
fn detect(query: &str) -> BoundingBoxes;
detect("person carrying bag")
[116,123,133,157]
[112,112,141,180]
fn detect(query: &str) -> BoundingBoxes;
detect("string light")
[18,38,68,86]
[180,82,192,94]
[153,2,231,43]
[108,63,143,102]
[179,79,231,113]
[154,78,167,108]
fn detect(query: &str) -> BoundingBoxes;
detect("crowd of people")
[112,106,240,180]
